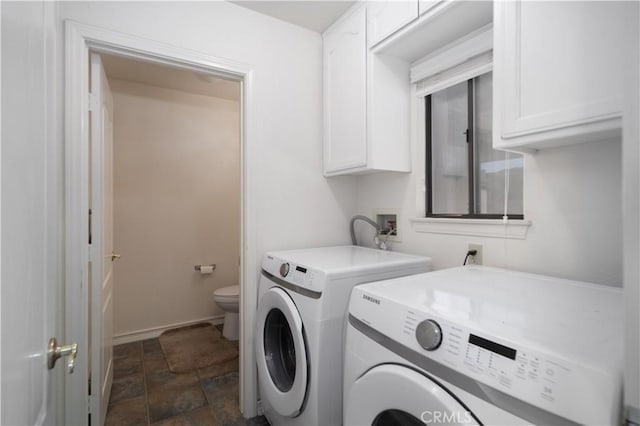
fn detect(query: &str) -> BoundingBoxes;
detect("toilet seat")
[214,285,240,302]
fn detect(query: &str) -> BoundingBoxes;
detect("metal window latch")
[47,338,78,374]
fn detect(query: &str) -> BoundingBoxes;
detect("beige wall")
[110,79,240,337]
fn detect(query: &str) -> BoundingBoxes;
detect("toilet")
[213,284,240,341]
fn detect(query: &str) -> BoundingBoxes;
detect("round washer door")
[255,287,308,417]
[345,364,480,426]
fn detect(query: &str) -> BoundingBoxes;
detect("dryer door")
[345,364,480,425]
[256,286,308,417]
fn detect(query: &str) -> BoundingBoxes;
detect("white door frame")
[64,20,258,425]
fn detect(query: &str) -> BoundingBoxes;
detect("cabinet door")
[419,0,440,16]
[324,7,367,174]
[494,1,626,149]
[367,1,418,47]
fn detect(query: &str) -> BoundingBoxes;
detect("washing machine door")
[345,364,480,426]
[256,286,308,417]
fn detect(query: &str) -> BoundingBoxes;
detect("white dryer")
[255,246,432,426]
[344,266,623,426]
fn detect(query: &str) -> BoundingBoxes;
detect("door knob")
[47,337,78,374]
[111,251,121,261]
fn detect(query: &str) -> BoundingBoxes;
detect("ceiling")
[101,54,241,101]
[230,1,355,33]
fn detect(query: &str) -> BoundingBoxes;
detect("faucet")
[350,215,392,250]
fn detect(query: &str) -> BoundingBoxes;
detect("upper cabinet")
[419,0,440,16]
[367,1,418,48]
[323,6,368,174]
[323,5,412,176]
[493,1,628,151]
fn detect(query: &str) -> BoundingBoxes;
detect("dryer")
[255,246,432,426]
[344,265,623,425]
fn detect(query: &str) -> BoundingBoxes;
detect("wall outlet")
[468,244,483,265]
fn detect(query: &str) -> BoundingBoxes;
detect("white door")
[89,53,115,426]
[1,1,63,425]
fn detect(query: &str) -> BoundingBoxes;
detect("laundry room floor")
[106,326,268,426]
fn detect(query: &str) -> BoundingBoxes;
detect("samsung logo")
[362,294,380,305]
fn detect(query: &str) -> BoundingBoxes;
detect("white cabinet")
[367,1,418,48]
[323,5,411,176]
[323,6,367,173]
[493,1,628,151]
[419,0,440,16]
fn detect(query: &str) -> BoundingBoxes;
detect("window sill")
[410,217,531,239]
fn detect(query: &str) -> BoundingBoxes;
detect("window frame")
[424,76,524,220]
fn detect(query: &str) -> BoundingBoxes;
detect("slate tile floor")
[107,327,268,426]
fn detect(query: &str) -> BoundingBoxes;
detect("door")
[89,53,115,426]
[255,286,308,417]
[344,364,480,425]
[1,1,63,424]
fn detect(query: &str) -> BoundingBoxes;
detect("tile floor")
[106,328,268,426]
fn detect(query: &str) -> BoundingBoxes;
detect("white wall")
[58,0,357,250]
[56,1,357,417]
[356,138,623,286]
[110,79,241,337]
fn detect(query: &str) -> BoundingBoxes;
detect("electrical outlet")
[468,244,483,265]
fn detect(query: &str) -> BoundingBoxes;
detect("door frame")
[64,20,258,424]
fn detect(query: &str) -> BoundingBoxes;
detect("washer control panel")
[350,286,619,426]
[262,255,324,293]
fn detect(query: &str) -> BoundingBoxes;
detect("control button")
[279,263,290,277]
[415,319,442,351]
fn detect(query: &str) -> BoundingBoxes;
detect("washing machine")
[255,245,433,426]
[344,265,623,426]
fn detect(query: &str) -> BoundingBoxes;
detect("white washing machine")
[255,245,432,426]
[344,265,623,426]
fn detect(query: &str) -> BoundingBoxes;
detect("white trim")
[411,24,492,83]
[112,315,225,346]
[64,20,258,425]
[410,217,531,239]
[0,3,3,423]
[411,23,493,98]
[415,60,492,99]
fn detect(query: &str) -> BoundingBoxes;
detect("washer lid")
[344,364,481,426]
[255,287,308,417]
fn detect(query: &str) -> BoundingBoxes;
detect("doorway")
[65,22,255,426]
[95,52,242,424]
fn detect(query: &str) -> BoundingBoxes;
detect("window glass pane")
[473,73,523,215]
[430,80,469,215]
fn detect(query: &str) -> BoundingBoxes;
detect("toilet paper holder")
[194,264,216,272]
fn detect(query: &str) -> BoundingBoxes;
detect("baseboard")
[112,315,225,345]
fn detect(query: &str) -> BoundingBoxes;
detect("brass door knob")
[111,251,121,261]
[48,337,78,373]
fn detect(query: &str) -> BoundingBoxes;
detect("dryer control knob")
[416,319,442,351]
[279,263,290,277]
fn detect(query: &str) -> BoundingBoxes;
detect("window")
[425,72,523,219]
